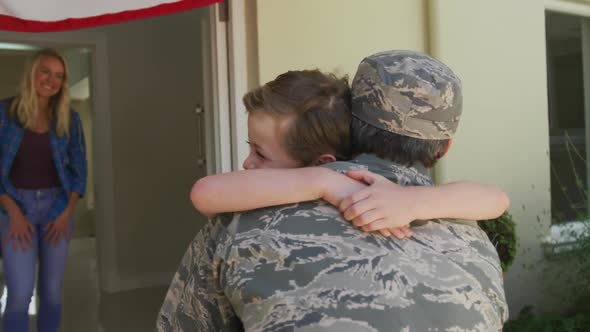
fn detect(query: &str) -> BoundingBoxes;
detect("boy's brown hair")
[243,70,351,165]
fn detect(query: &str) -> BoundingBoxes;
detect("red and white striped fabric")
[0,0,222,32]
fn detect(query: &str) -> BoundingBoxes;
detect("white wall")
[256,0,427,83]
[429,0,552,314]
[71,98,95,237]
[0,52,28,99]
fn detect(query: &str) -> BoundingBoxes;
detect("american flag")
[0,0,222,32]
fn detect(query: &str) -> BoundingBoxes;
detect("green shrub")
[504,305,590,332]
[504,133,590,331]
[478,212,517,273]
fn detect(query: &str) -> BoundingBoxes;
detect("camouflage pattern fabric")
[351,50,463,140]
[157,215,244,331]
[157,154,508,331]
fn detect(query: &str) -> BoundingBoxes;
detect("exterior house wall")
[430,0,552,314]
[255,0,428,83]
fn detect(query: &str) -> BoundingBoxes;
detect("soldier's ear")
[438,139,453,159]
[315,154,336,165]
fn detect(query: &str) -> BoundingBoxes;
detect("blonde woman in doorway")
[0,48,87,332]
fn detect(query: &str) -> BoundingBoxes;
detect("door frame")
[546,0,590,17]
[209,0,251,172]
[204,3,232,174]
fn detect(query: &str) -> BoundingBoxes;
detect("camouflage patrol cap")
[351,50,462,140]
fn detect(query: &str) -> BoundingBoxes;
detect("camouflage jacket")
[157,154,508,331]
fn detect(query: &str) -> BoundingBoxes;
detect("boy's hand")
[339,170,418,238]
[370,226,413,240]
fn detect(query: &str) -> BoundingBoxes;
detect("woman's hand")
[5,211,34,251]
[339,170,417,239]
[45,209,72,247]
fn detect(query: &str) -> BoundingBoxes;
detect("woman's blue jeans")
[0,188,71,332]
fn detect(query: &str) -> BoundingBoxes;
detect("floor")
[0,236,170,332]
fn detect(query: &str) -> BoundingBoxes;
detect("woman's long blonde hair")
[10,48,71,136]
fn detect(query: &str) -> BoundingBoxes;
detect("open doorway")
[0,42,96,323]
[0,5,226,330]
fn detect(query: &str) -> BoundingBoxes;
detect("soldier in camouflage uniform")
[157,50,508,331]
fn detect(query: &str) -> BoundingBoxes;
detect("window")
[546,12,588,224]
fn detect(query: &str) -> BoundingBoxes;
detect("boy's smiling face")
[242,112,303,170]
